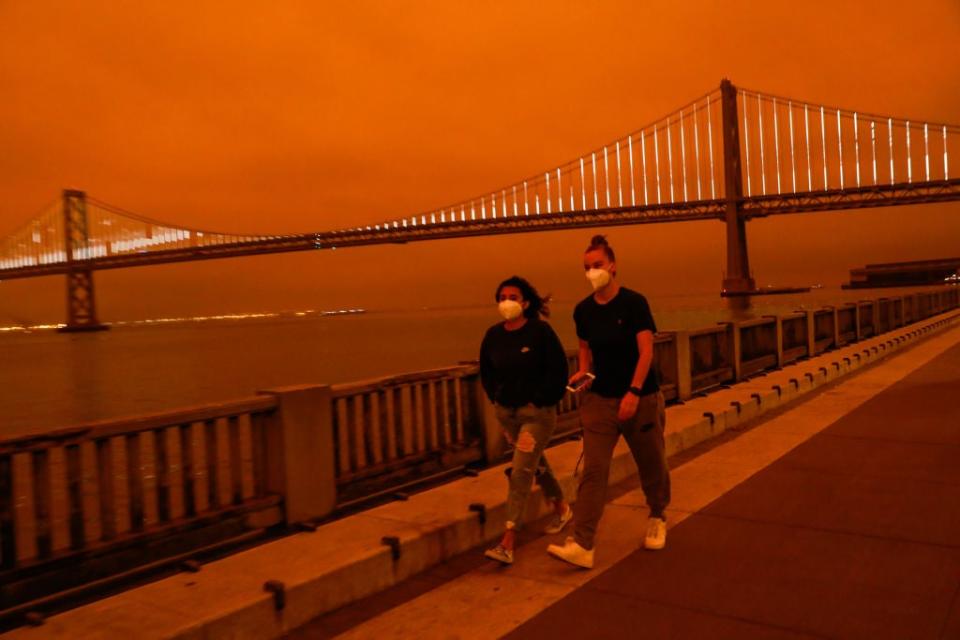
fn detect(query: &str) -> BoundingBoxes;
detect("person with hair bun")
[479,276,572,564]
[547,235,670,569]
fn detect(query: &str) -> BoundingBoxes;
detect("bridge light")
[641,132,649,205]
[706,94,716,199]
[944,125,949,179]
[906,120,913,183]
[545,172,551,214]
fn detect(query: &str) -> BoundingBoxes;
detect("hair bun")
[589,234,608,246]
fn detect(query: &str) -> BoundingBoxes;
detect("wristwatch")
[627,386,644,397]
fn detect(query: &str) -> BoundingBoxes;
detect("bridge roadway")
[2,178,959,281]
[5,313,960,639]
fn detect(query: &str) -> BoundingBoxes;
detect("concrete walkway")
[6,312,959,639]
[296,323,960,639]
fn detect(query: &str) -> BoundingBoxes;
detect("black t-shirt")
[479,318,569,408]
[573,287,659,398]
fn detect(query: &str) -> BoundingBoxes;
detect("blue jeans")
[494,404,565,529]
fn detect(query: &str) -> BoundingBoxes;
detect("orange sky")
[1,1,958,323]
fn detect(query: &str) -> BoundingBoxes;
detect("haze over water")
[1,285,947,438]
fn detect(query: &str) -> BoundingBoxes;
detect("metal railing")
[330,367,484,503]
[739,317,779,378]
[0,397,281,611]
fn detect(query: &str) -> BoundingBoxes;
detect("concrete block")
[258,384,336,524]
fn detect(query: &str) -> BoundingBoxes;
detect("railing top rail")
[739,316,778,328]
[689,324,730,337]
[330,364,479,397]
[0,395,277,455]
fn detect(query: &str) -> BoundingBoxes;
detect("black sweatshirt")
[573,287,659,398]
[479,317,569,408]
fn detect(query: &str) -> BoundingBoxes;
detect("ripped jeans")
[494,403,565,530]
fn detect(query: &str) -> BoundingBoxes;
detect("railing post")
[802,310,816,357]
[725,321,743,381]
[258,384,336,524]
[829,306,840,349]
[675,331,692,400]
[763,315,784,368]
[853,303,862,340]
[720,79,756,294]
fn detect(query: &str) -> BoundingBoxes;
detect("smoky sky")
[0,1,958,323]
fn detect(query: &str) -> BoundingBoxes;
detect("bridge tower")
[719,79,756,295]
[57,190,108,332]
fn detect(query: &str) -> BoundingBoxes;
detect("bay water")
[0,286,944,438]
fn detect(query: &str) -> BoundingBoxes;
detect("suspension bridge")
[2,80,958,330]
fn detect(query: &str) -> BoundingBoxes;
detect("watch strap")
[627,386,644,397]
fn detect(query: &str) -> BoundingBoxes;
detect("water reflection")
[725,294,753,320]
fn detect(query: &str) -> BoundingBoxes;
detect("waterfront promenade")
[5,308,958,638]
[294,321,960,639]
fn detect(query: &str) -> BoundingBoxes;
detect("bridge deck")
[2,178,959,282]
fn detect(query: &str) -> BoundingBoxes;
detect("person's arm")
[479,333,498,404]
[569,339,594,388]
[534,323,571,407]
[617,294,658,422]
[570,304,594,389]
[617,330,654,421]
[575,340,592,377]
[632,330,655,390]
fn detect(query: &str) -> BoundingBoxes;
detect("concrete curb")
[7,309,960,640]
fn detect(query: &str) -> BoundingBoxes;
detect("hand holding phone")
[566,372,595,393]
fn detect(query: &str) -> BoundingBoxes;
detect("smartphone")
[566,372,595,393]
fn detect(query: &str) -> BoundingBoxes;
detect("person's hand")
[618,392,639,422]
[568,370,593,391]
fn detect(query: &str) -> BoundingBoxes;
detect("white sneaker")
[547,536,594,569]
[644,517,666,550]
[544,505,573,534]
[484,544,514,564]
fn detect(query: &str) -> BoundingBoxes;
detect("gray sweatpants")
[573,390,670,549]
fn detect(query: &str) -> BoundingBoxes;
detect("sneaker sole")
[544,513,573,535]
[484,549,514,564]
[546,547,593,569]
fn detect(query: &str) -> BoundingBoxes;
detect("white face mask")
[585,268,611,291]
[498,299,524,321]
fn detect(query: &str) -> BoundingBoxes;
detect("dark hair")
[585,234,615,262]
[495,276,551,319]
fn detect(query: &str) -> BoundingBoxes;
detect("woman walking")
[548,235,670,569]
[480,276,572,564]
